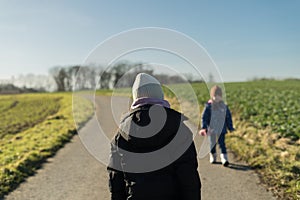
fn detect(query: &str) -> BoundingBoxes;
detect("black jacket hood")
[118,104,188,152]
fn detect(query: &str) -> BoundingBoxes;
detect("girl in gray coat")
[199,85,235,166]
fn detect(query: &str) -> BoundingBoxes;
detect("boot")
[209,153,217,164]
[220,153,229,167]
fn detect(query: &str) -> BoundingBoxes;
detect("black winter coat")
[107,104,201,200]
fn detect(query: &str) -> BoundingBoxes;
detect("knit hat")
[210,85,222,97]
[132,73,164,101]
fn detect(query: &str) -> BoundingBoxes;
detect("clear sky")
[0,0,299,82]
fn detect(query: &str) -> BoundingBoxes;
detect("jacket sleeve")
[174,142,201,200]
[225,106,234,132]
[201,103,211,130]
[107,135,127,200]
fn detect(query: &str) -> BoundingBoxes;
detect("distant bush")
[0,84,42,94]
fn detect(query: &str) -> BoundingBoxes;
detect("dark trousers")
[209,133,227,154]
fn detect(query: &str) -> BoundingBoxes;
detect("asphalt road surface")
[4,96,276,200]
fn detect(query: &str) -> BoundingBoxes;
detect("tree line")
[50,61,202,92]
[0,61,203,93]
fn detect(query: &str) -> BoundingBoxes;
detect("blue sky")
[0,0,299,82]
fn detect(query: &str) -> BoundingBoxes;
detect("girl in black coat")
[107,73,201,200]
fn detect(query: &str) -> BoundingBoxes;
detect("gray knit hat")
[132,73,164,101]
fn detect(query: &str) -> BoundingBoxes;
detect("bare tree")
[67,66,80,91]
[49,67,68,91]
[98,70,111,89]
[112,62,154,88]
[50,65,100,91]
[110,62,131,87]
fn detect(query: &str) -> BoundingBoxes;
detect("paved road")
[4,96,276,200]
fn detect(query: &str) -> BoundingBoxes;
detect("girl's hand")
[199,129,207,136]
[207,128,214,136]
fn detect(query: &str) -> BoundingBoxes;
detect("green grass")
[95,89,113,96]
[95,88,130,97]
[0,93,93,198]
[163,80,300,199]
[0,98,18,113]
[0,95,60,138]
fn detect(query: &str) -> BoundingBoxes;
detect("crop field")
[225,81,299,140]
[165,80,300,140]
[0,93,93,198]
[164,79,300,199]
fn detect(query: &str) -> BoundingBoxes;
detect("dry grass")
[227,116,300,200]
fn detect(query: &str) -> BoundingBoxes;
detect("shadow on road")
[228,163,252,171]
[211,162,251,171]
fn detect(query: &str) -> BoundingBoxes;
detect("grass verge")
[227,116,300,200]
[0,93,93,198]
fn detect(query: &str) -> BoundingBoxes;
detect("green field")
[0,93,93,198]
[164,79,300,199]
[165,80,300,140]
[0,95,60,138]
